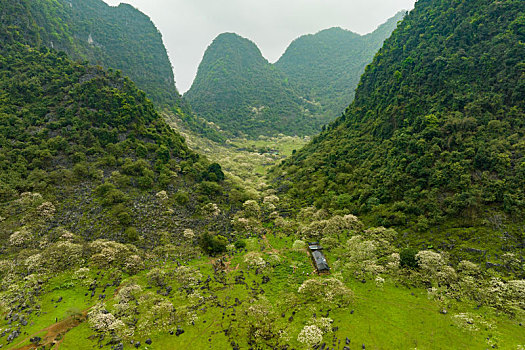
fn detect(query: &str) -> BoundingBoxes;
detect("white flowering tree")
[320,236,339,250]
[262,195,279,212]
[123,254,144,275]
[174,266,202,287]
[297,325,323,347]
[239,297,279,346]
[244,252,267,270]
[183,228,195,240]
[309,317,333,333]
[201,202,221,217]
[505,280,525,315]
[298,277,353,306]
[74,267,91,281]
[341,235,379,278]
[501,253,523,276]
[297,207,317,223]
[147,267,169,287]
[36,201,56,220]
[24,254,43,274]
[156,190,168,201]
[300,220,326,240]
[416,250,457,287]
[89,239,139,269]
[273,216,296,236]
[232,215,260,235]
[88,303,126,337]
[292,240,307,251]
[362,227,397,257]
[116,283,143,304]
[243,200,261,219]
[9,227,32,247]
[43,241,83,272]
[138,299,177,332]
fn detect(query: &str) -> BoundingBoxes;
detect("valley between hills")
[0,0,524,349]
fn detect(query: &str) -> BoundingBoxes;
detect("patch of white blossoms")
[244,252,267,269]
[88,304,125,335]
[37,201,56,219]
[9,227,32,247]
[183,228,195,239]
[297,325,323,347]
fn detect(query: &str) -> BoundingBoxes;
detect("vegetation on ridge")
[0,0,225,142]
[186,14,405,139]
[276,11,406,121]
[185,33,323,139]
[276,0,525,232]
[0,39,241,248]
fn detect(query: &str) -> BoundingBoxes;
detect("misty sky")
[102,0,417,93]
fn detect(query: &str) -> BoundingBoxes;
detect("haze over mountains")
[185,12,405,138]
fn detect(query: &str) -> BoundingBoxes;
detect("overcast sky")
[102,0,417,93]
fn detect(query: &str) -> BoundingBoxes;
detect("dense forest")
[276,0,525,232]
[184,33,323,138]
[19,0,179,107]
[276,11,405,121]
[0,16,242,248]
[186,15,405,139]
[0,0,225,142]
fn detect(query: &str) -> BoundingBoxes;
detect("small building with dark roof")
[308,242,330,273]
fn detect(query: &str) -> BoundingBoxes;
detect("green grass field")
[3,233,523,350]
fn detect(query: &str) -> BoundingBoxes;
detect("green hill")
[0,11,241,247]
[184,33,322,138]
[0,0,225,142]
[186,14,404,139]
[275,11,405,121]
[276,0,525,232]
[22,0,179,107]
[0,1,524,348]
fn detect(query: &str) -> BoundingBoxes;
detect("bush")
[156,145,170,163]
[198,181,223,196]
[125,227,139,242]
[199,233,228,255]
[206,163,225,182]
[400,248,419,269]
[138,175,154,189]
[174,191,189,205]
[234,239,247,249]
[94,183,128,206]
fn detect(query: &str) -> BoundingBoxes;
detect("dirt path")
[261,234,280,254]
[12,310,88,350]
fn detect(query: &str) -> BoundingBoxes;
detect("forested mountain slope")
[184,33,323,138]
[11,0,178,106]
[276,0,525,231]
[0,16,240,248]
[276,11,405,120]
[0,0,225,142]
[186,14,403,139]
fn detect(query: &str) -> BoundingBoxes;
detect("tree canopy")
[276,0,525,230]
